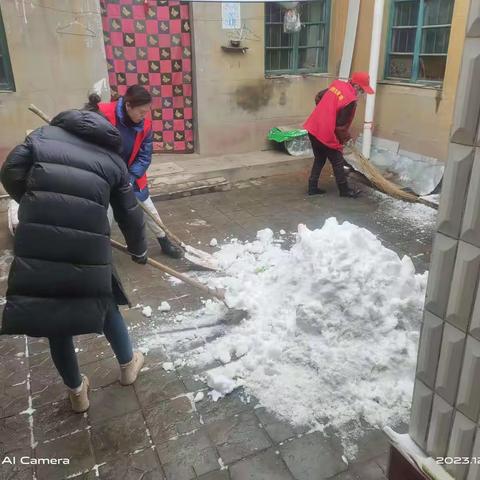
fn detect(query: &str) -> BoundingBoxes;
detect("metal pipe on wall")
[362,0,385,158]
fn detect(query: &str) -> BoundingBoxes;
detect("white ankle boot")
[120,351,145,386]
[68,375,90,413]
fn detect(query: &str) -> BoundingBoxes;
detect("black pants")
[308,134,347,188]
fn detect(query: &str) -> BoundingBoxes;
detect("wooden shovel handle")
[28,104,52,124]
[110,239,224,301]
[137,200,183,247]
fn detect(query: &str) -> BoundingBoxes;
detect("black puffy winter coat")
[0,110,147,337]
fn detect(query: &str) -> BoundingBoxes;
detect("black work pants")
[308,134,347,188]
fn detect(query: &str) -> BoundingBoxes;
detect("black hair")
[124,85,152,108]
[84,93,101,112]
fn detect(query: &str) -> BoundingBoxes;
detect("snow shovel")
[137,200,219,271]
[111,239,247,324]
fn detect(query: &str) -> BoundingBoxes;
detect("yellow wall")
[191,0,471,160]
[0,0,109,164]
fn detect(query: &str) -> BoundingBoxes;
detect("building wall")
[0,0,109,165]
[408,1,480,478]
[192,0,471,160]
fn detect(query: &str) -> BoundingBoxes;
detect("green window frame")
[0,6,15,91]
[265,1,330,75]
[385,0,454,84]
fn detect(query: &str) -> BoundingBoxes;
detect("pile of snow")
[141,219,427,458]
[158,301,171,312]
[141,306,152,318]
[210,238,218,247]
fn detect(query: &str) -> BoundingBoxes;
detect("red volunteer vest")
[98,101,152,190]
[303,80,358,151]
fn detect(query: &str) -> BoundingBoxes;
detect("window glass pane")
[266,3,282,23]
[421,26,450,53]
[298,48,319,70]
[299,24,324,47]
[301,1,326,23]
[391,28,416,52]
[419,55,447,81]
[393,1,419,26]
[266,49,294,71]
[388,55,413,78]
[424,0,454,25]
[266,24,293,48]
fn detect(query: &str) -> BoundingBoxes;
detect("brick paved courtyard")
[0,169,435,480]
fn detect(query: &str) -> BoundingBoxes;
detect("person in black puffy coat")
[0,107,149,412]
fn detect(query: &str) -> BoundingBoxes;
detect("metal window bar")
[265,0,330,75]
[0,6,15,91]
[385,0,453,84]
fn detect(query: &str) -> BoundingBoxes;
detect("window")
[386,0,454,83]
[265,1,330,75]
[0,6,14,91]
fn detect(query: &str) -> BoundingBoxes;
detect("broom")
[344,144,421,203]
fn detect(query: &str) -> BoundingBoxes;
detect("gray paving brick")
[456,336,480,422]
[198,470,231,480]
[0,448,35,480]
[416,311,444,388]
[461,150,480,247]
[470,285,480,341]
[409,380,434,449]
[436,323,466,405]
[426,394,454,458]
[36,430,95,480]
[229,448,294,480]
[33,398,88,443]
[279,432,347,480]
[425,234,458,318]
[145,395,201,445]
[90,410,150,463]
[195,390,251,425]
[0,414,31,456]
[446,411,476,480]
[446,242,480,332]
[88,383,140,425]
[206,411,272,465]
[255,407,308,443]
[98,447,164,480]
[134,366,186,408]
[156,429,219,480]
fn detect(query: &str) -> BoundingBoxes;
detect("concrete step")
[147,149,312,200]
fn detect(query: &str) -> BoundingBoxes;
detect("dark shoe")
[158,236,183,258]
[308,186,326,196]
[338,183,361,198]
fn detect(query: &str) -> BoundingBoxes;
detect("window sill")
[378,79,442,91]
[265,72,334,79]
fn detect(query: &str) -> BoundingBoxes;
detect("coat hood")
[51,110,122,153]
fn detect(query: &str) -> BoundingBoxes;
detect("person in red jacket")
[303,71,374,198]
[88,86,182,258]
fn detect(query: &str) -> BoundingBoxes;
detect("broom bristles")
[347,146,419,203]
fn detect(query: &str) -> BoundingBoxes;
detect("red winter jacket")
[304,80,358,151]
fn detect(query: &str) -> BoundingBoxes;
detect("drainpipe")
[362,0,385,158]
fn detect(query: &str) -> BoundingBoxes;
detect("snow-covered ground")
[140,218,428,458]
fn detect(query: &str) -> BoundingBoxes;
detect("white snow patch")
[194,391,205,403]
[167,276,183,286]
[142,306,153,318]
[158,301,172,312]
[210,238,218,247]
[162,362,174,372]
[140,219,428,458]
[279,229,286,235]
[371,190,437,229]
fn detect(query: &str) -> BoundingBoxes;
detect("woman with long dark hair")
[87,86,182,258]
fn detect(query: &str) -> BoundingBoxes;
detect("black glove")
[131,252,148,265]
